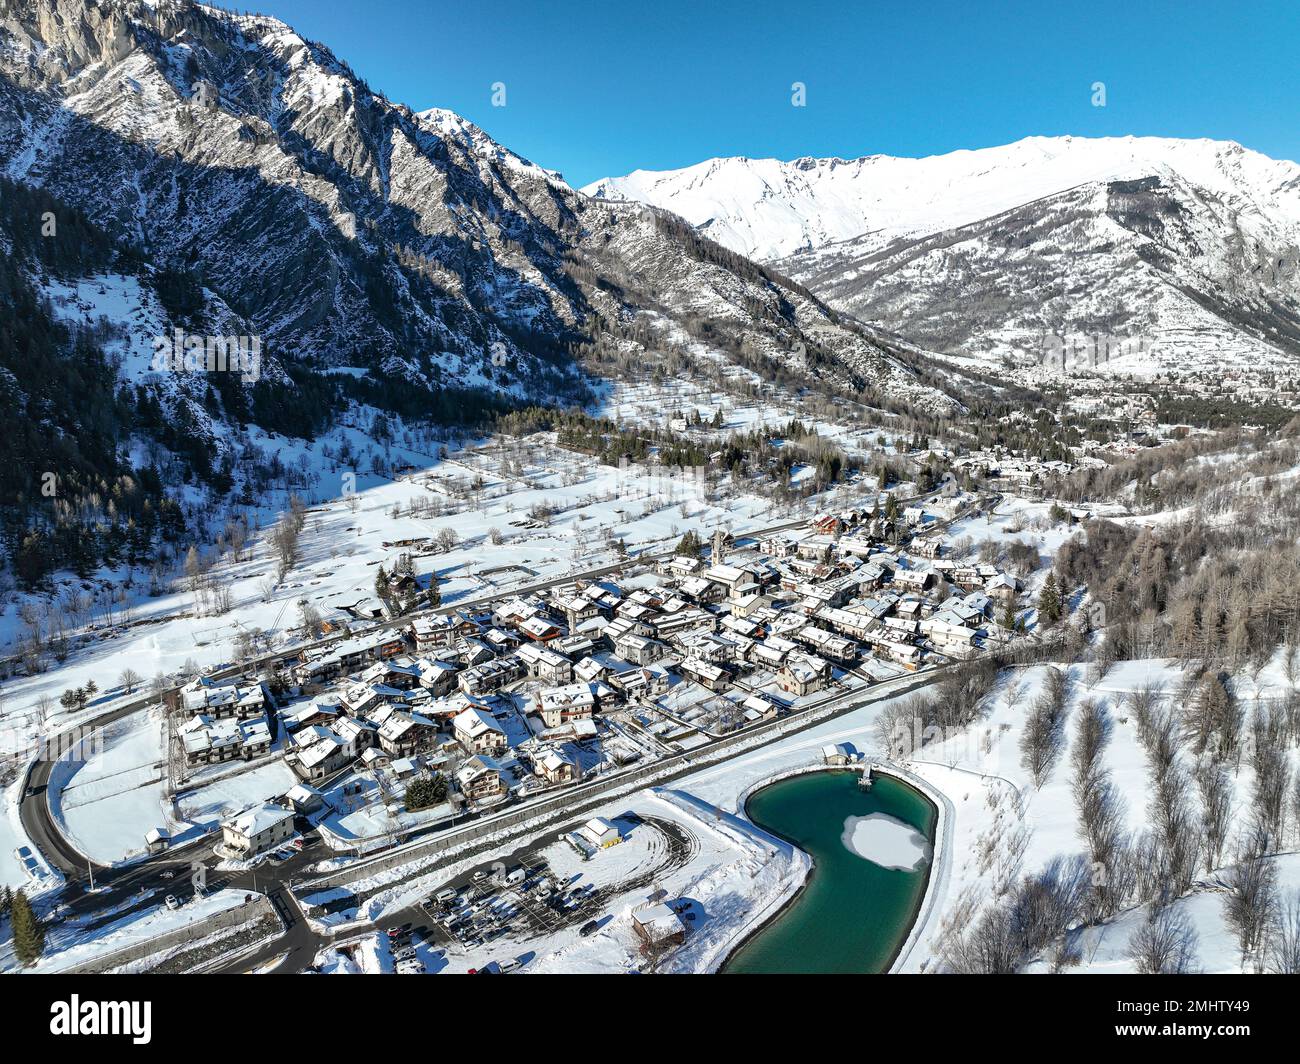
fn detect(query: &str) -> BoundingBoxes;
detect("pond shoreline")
[717,763,943,974]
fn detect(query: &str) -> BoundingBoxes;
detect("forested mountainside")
[0,0,963,585]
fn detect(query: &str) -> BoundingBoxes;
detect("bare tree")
[1131,902,1200,974]
[118,668,143,695]
[1266,889,1300,974]
[1198,765,1232,873]
[1222,842,1279,970]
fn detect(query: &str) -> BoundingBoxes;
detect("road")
[214,661,953,972]
[14,504,878,883]
[17,489,956,968]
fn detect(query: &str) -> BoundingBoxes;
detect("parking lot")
[396,811,699,964]
[413,854,608,953]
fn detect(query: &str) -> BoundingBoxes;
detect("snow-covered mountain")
[586,137,1300,374]
[0,0,960,467]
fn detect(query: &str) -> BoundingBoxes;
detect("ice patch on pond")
[841,814,931,871]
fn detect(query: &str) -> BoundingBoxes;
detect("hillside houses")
[244,496,1017,832]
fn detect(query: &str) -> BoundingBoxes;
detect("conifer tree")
[11,889,44,964]
[1039,572,1063,626]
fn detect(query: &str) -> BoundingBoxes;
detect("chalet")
[517,642,574,685]
[417,658,460,696]
[652,607,717,640]
[759,535,797,558]
[180,714,269,768]
[482,626,520,655]
[335,717,376,755]
[730,592,771,619]
[452,706,509,756]
[295,733,352,780]
[613,632,663,666]
[457,755,507,804]
[518,615,563,643]
[679,631,743,665]
[677,575,725,605]
[986,573,1019,604]
[285,782,326,815]
[221,804,295,858]
[892,567,934,593]
[604,613,656,643]
[795,624,857,664]
[282,699,342,733]
[777,653,832,697]
[377,710,440,758]
[815,606,878,642]
[678,658,732,692]
[360,658,422,690]
[703,563,756,596]
[748,635,798,670]
[535,746,579,785]
[610,664,671,699]
[633,902,687,948]
[535,682,598,729]
[797,535,836,562]
[740,691,784,723]
[557,593,605,630]
[912,536,943,559]
[574,656,610,684]
[879,640,922,670]
[661,555,705,579]
[458,656,525,696]
[411,614,466,653]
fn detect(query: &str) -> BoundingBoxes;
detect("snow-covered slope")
[586,137,1300,373]
[0,0,961,422]
[585,136,1300,261]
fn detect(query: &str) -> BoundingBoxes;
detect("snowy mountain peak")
[583,135,1300,261]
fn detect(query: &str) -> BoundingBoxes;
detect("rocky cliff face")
[0,0,960,440]
[588,137,1300,378]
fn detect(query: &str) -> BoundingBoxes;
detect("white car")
[164,894,181,911]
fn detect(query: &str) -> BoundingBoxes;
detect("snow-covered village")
[1,0,1297,1047]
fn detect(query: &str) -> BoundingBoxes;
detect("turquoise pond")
[724,770,937,974]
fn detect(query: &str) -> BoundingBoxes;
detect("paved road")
[215,662,953,972]
[13,504,876,883]
[18,491,951,966]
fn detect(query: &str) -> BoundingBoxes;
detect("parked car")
[579,919,600,937]
[164,894,181,911]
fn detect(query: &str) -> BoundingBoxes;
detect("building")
[678,658,731,692]
[777,653,832,697]
[822,742,855,766]
[579,816,621,849]
[453,706,509,756]
[456,755,506,804]
[458,656,525,696]
[221,803,296,858]
[633,902,687,949]
[377,710,439,758]
[535,746,579,785]
[517,642,574,685]
[535,682,598,729]
[613,632,663,666]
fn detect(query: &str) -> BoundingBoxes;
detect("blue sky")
[254,0,1300,187]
